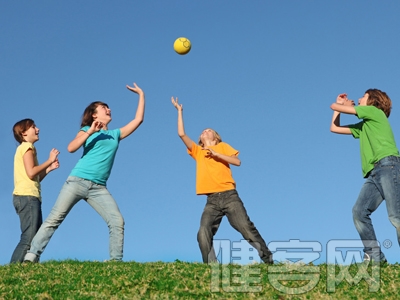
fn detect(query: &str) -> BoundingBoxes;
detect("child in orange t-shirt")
[171,97,273,264]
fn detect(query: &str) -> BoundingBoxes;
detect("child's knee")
[108,214,124,229]
[197,226,210,242]
[352,205,365,220]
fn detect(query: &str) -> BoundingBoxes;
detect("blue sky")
[2,1,400,265]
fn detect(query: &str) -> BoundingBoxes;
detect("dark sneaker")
[262,252,274,265]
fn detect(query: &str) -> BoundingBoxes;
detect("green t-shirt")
[349,106,399,177]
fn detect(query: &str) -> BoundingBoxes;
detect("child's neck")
[23,138,36,144]
[203,140,217,147]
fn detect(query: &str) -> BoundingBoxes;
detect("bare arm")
[67,121,103,153]
[120,83,145,140]
[330,93,356,135]
[203,148,241,166]
[23,148,59,181]
[39,158,60,181]
[171,97,195,150]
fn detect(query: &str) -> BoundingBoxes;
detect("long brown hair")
[13,118,34,144]
[80,101,109,127]
[365,89,392,117]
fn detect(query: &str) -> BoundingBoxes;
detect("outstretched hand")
[171,97,183,111]
[126,82,144,95]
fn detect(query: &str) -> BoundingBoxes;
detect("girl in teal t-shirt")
[330,89,400,263]
[24,82,145,263]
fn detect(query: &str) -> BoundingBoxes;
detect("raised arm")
[171,97,195,150]
[330,93,356,135]
[120,82,145,140]
[23,148,59,181]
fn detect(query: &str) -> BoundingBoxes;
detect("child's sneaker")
[23,253,38,263]
[363,252,387,265]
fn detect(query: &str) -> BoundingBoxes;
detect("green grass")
[0,260,399,299]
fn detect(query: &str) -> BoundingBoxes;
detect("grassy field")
[0,260,399,299]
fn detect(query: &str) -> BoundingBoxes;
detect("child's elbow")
[67,145,76,153]
[330,124,340,133]
[330,103,340,111]
[26,172,36,180]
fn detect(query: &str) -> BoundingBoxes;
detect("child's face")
[23,124,39,143]
[358,93,369,106]
[93,104,112,123]
[200,128,216,143]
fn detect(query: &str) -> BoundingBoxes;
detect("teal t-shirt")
[349,106,399,177]
[69,126,121,185]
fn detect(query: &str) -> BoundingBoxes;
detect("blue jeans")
[10,195,42,263]
[352,156,400,261]
[26,176,124,261]
[197,189,273,264]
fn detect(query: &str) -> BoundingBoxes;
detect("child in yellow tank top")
[10,119,59,263]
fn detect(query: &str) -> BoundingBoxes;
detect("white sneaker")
[23,253,38,263]
[363,253,371,262]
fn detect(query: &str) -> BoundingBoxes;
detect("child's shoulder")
[356,105,386,119]
[217,141,230,146]
[16,142,35,154]
[19,141,34,148]
[216,141,238,152]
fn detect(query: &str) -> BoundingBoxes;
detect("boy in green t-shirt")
[330,89,400,263]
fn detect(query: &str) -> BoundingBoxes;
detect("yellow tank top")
[13,142,41,200]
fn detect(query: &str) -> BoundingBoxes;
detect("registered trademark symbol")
[383,239,392,249]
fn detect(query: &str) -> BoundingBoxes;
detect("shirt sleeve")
[354,106,379,120]
[20,142,34,155]
[80,126,90,133]
[187,142,200,159]
[221,142,239,156]
[348,121,363,139]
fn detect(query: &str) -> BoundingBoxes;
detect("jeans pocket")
[13,196,20,214]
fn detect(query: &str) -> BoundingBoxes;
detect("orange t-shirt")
[188,142,239,195]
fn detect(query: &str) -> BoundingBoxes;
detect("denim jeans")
[353,156,400,261]
[10,195,42,263]
[197,189,273,264]
[26,176,124,261]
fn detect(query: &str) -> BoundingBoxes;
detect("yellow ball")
[174,37,191,55]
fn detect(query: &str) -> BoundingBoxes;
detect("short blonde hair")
[198,128,222,147]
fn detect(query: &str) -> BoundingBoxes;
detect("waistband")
[374,155,400,167]
[207,189,237,198]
